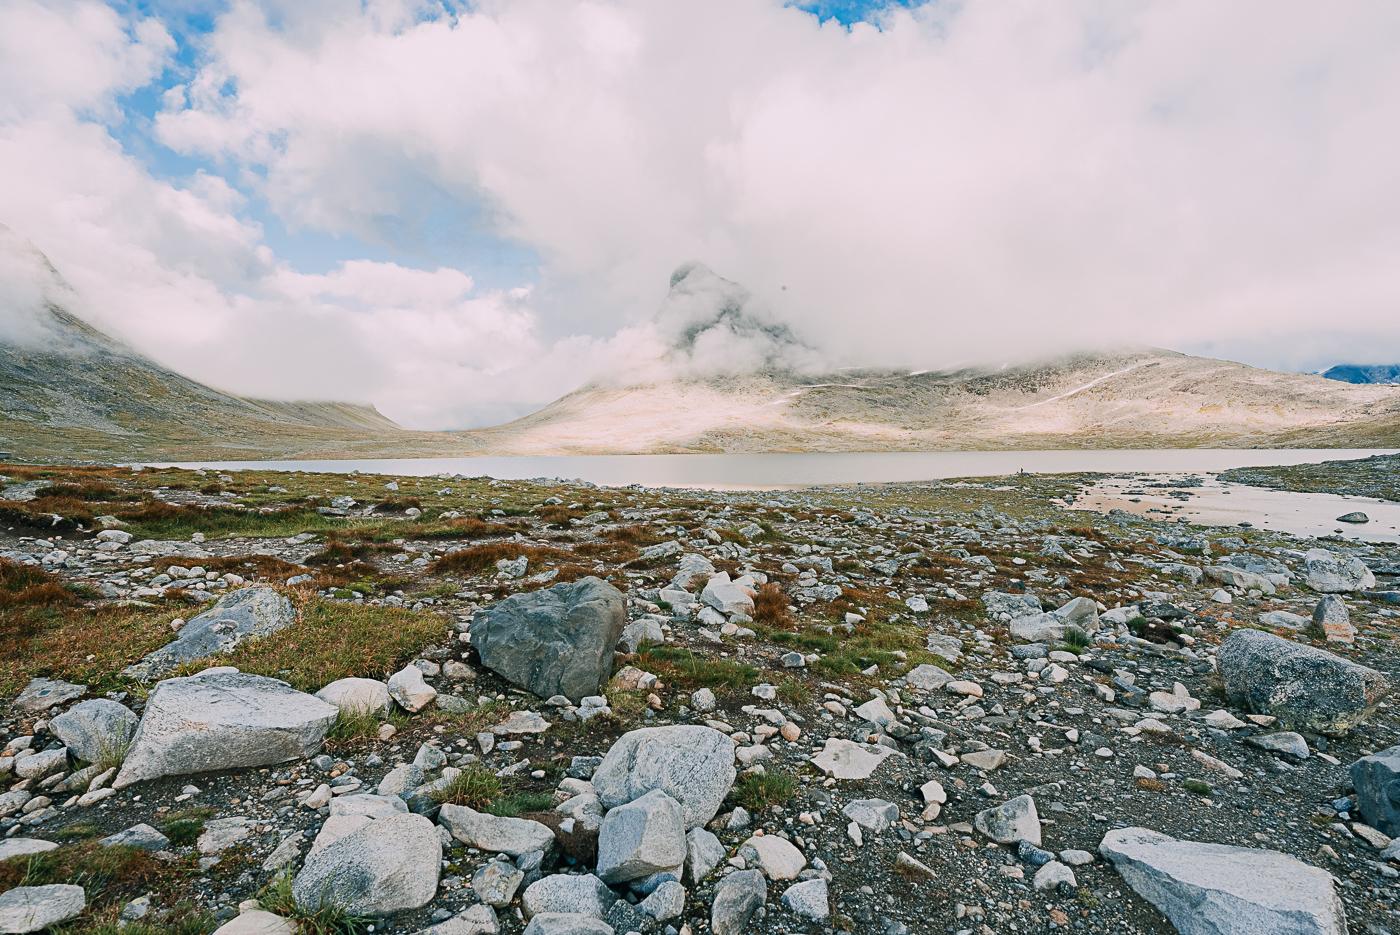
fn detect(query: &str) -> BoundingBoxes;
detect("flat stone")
[1245,731,1310,760]
[410,905,499,935]
[12,678,85,714]
[0,885,86,932]
[439,804,556,857]
[1099,826,1346,935]
[904,664,954,690]
[113,671,338,788]
[810,738,901,780]
[842,798,898,832]
[521,873,617,919]
[122,587,295,680]
[522,914,613,935]
[212,909,298,935]
[0,839,58,862]
[315,678,392,717]
[99,823,170,852]
[741,834,806,880]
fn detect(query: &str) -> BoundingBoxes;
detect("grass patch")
[432,765,502,809]
[159,807,215,848]
[728,770,798,812]
[209,598,446,692]
[119,502,344,541]
[259,870,370,934]
[636,646,758,692]
[0,557,79,611]
[486,791,555,817]
[432,765,552,817]
[0,843,193,923]
[0,585,178,697]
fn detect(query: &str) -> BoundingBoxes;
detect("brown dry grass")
[430,542,575,575]
[752,582,795,629]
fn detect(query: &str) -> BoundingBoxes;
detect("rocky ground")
[0,460,1396,934]
[1221,453,1400,503]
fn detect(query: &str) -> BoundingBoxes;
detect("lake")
[150,448,1396,490]
[1070,473,1400,544]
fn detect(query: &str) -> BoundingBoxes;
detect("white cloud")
[152,0,1400,376]
[4,0,1400,434]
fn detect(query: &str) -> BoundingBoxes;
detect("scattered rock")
[471,577,627,703]
[592,726,735,828]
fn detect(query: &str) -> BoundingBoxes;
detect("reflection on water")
[147,448,1397,491]
[1070,474,1400,544]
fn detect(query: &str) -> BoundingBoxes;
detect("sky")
[1,0,1399,429]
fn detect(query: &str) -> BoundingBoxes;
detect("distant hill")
[463,266,1400,455]
[1322,363,1400,385]
[0,228,465,462]
[4,241,1399,462]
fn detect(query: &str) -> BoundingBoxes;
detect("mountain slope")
[1323,363,1400,385]
[5,242,1399,461]
[465,348,1400,454]
[0,231,467,462]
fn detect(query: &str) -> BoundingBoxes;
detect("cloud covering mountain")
[2,0,1400,429]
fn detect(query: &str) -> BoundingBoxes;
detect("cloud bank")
[2,0,1399,428]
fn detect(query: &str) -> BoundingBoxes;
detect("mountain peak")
[658,262,817,374]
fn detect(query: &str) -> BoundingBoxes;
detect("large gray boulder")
[113,671,338,788]
[1304,548,1375,593]
[521,874,617,919]
[123,587,296,680]
[0,884,86,932]
[1099,827,1347,935]
[596,789,687,884]
[711,869,767,935]
[48,699,138,764]
[1350,745,1400,836]
[471,577,627,703]
[592,726,735,828]
[1216,629,1390,735]
[522,915,613,935]
[293,812,440,916]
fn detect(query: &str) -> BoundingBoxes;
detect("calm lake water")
[151,448,1396,490]
[1071,474,1400,544]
